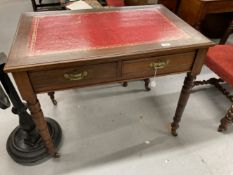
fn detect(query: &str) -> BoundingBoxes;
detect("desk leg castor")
[144,78,151,91]
[122,82,128,87]
[48,92,57,105]
[7,117,62,165]
[171,126,178,137]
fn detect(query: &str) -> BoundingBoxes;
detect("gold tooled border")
[28,9,190,56]
[29,17,39,56]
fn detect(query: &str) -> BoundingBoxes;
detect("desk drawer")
[29,62,117,92]
[122,52,195,79]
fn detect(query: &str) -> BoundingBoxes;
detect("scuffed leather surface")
[28,8,188,56]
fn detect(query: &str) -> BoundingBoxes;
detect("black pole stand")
[0,53,62,165]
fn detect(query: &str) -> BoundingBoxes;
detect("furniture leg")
[12,72,58,157]
[218,104,233,132]
[48,92,57,105]
[175,0,181,13]
[122,79,151,91]
[195,78,233,103]
[144,78,151,91]
[171,72,196,136]
[30,0,37,11]
[194,14,206,31]
[219,19,233,44]
[122,82,128,87]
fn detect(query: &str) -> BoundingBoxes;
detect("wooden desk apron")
[5,5,214,156]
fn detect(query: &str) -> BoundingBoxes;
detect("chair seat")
[205,44,233,86]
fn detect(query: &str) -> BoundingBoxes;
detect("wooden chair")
[31,0,65,11]
[194,19,233,132]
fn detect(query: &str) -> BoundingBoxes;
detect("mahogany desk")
[178,0,233,30]
[5,5,213,157]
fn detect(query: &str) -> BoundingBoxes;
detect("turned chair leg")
[194,78,233,132]
[218,104,233,132]
[48,92,57,105]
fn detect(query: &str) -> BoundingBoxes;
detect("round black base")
[6,118,62,165]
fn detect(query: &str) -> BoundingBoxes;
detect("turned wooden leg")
[144,78,151,91]
[218,104,233,132]
[27,99,58,157]
[171,73,196,136]
[48,92,57,105]
[122,82,128,87]
[13,72,57,157]
[30,0,37,11]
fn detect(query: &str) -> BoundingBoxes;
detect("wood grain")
[29,62,118,92]
[178,0,233,29]
[122,51,195,79]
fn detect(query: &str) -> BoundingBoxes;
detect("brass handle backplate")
[64,71,88,81]
[149,60,169,69]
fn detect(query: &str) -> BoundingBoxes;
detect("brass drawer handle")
[149,60,169,69]
[64,71,88,81]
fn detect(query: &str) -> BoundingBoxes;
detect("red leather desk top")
[6,5,213,72]
[28,8,188,56]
